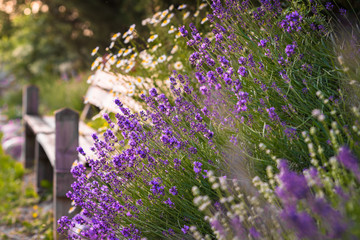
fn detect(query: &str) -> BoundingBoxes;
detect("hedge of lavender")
[58,0,360,239]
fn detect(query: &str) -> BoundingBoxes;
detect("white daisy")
[125,61,135,73]
[183,11,190,20]
[135,76,144,86]
[91,46,99,56]
[123,48,133,57]
[124,35,133,44]
[199,3,207,10]
[171,45,178,54]
[169,4,174,11]
[174,61,183,70]
[178,4,187,10]
[109,41,115,49]
[147,34,158,42]
[194,10,200,17]
[168,25,176,34]
[117,48,125,57]
[167,13,174,20]
[157,54,167,63]
[201,17,208,24]
[161,19,170,27]
[111,32,120,41]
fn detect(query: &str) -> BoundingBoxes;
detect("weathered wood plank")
[35,141,53,194]
[36,133,55,166]
[24,115,54,134]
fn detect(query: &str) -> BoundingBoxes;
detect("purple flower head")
[258,39,268,48]
[337,146,360,181]
[169,186,178,195]
[193,161,202,174]
[266,107,280,121]
[179,25,188,37]
[199,86,210,95]
[276,160,309,201]
[280,205,319,239]
[285,44,296,58]
[325,2,334,11]
[181,225,189,234]
[249,227,261,238]
[339,8,347,16]
[237,66,248,77]
[76,147,86,156]
[149,88,158,97]
[164,198,175,208]
[114,98,123,107]
[238,56,247,65]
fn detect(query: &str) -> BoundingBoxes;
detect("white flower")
[111,32,120,41]
[199,3,207,10]
[201,17,208,24]
[175,32,181,39]
[128,24,136,34]
[125,61,135,73]
[170,45,178,54]
[123,48,133,57]
[108,55,117,65]
[139,90,147,96]
[124,35,133,44]
[168,25,176,34]
[109,41,115,49]
[161,19,170,27]
[127,89,135,97]
[174,61,183,70]
[116,59,127,68]
[160,10,169,20]
[194,10,199,17]
[167,13,174,20]
[157,54,167,63]
[178,4,187,10]
[141,18,150,26]
[135,76,144,86]
[117,48,125,57]
[183,11,190,20]
[151,44,160,52]
[147,34,158,43]
[169,4,174,11]
[130,52,138,60]
[91,46,99,56]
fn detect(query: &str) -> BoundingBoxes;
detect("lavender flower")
[337,146,360,181]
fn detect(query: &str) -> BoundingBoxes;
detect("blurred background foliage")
[0,0,199,117]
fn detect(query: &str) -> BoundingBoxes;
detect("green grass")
[0,134,53,239]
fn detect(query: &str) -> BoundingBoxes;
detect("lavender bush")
[58,0,360,239]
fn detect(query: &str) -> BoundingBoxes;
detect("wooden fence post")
[35,142,53,194]
[53,108,79,240]
[22,85,39,168]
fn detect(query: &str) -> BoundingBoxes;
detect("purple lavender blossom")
[181,225,189,234]
[258,39,268,48]
[169,186,178,195]
[193,161,202,174]
[339,8,347,16]
[276,160,309,201]
[285,44,296,58]
[179,25,188,37]
[280,205,319,239]
[337,146,360,181]
[149,88,158,97]
[238,57,247,65]
[238,66,248,77]
[325,2,334,11]
[266,107,280,122]
[164,198,175,208]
